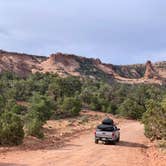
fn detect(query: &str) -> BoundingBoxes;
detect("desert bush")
[28,93,54,122]
[11,104,27,115]
[117,98,145,119]
[25,117,44,138]
[48,76,82,101]
[90,96,102,111]
[0,112,24,145]
[105,104,117,114]
[61,97,82,117]
[23,93,55,138]
[0,95,5,113]
[142,99,166,140]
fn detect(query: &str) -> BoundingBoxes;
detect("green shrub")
[117,98,145,119]
[142,99,166,140]
[0,112,24,145]
[0,95,5,113]
[48,76,82,100]
[90,96,102,111]
[24,109,44,139]
[24,93,55,138]
[80,88,94,105]
[29,93,54,122]
[11,104,26,115]
[105,104,116,114]
[61,97,82,117]
[25,117,44,139]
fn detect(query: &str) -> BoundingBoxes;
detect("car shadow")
[116,141,148,149]
[102,140,148,149]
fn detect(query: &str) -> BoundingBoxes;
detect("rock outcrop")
[39,53,80,77]
[144,60,159,79]
[0,50,166,84]
[0,50,46,77]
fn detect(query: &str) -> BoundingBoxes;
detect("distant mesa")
[0,50,166,85]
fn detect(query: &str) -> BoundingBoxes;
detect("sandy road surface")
[0,120,154,166]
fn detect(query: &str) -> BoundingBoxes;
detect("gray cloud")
[0,0,166,64]
[0,26,10,37]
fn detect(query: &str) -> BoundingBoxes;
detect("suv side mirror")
[117,128,120,131]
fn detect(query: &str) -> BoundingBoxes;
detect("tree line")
[0,72,165,145]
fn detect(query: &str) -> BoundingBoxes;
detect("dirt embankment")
[0,110,165,166]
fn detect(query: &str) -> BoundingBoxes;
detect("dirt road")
[0,120,155,166]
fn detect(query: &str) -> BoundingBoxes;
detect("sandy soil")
[0,112,165,166]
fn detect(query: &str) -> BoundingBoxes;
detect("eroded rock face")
[40,53,81,77]
[0,50,46,77]
[144,60,158,79]
[0,50,166,84]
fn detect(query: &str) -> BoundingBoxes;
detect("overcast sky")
[0,0,166,64]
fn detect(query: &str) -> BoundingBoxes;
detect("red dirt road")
[0,120,159,166]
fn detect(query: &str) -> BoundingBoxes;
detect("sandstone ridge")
[0,50,166,84]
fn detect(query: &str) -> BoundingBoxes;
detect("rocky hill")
[0,50,166,84]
